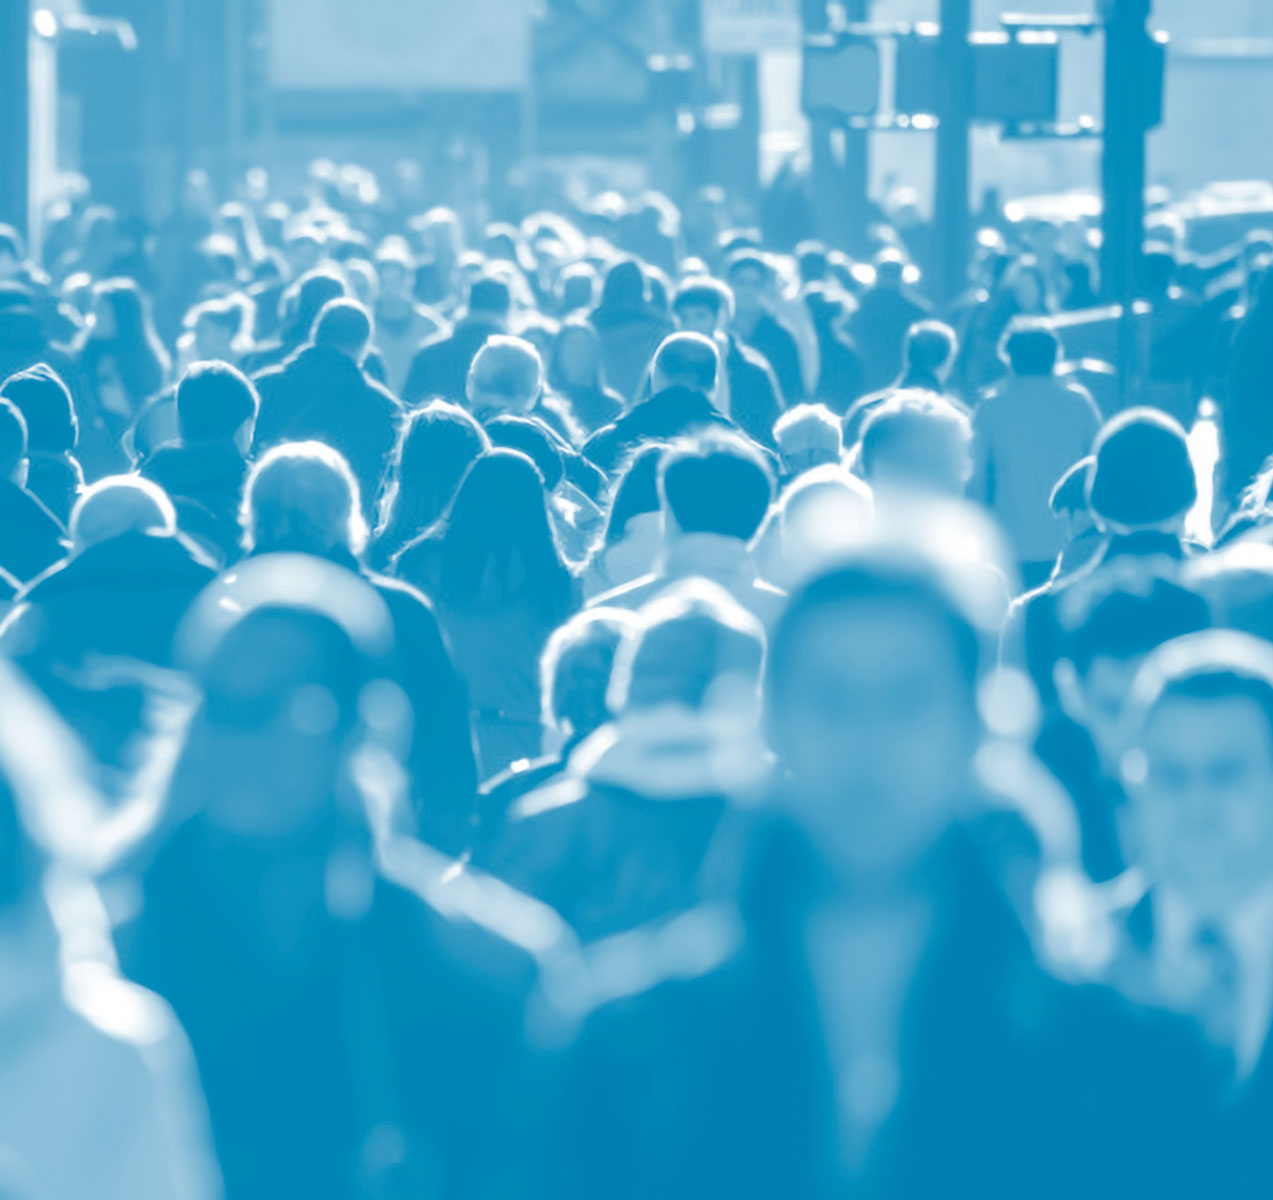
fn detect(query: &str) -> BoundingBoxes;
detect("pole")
[934,0,973,306]
[842,0,872,254]
[1100,0,1153,405]
[0,0,31,243]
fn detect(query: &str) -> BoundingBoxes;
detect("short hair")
[1088,407,1196,529]
[1130,630,1273,742]
[1057,571,1211,675]
[769,555,982,698]
[540,606,639,734]
[610,579,766,713]
[659,431,775,541]
[0,398,27,476]
[468,336,543,407]
[904,320,957,375]
[71,475,176,548]
[774,404,842,460]
[312,298,372,355]
[467,275,513,317]
[725,251,771,282]
[0,363,77,452]
[858,391,971,479]
[673,276,734,323]
[485,414,563,490]
[795,240,829,284]
[1050,456,1093,516]
[1002,321,1062,376]
[175,361,259,442]
[242,441,368,556]
[652,332,718,395]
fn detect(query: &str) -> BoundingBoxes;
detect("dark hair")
[795,240,829,284]
[485,415,564,490]
[468,275,513,317]
[1058,574,1211,674]
[84,279,170,403]
[287,270,348,345]
[596,259,647,312]
[176,361,260,442]
[313,298,372,355]
[769,557,982,698]
[1003,324,1061,376]
[547,318,604,392]
[1050,456,1093,516]
[653,332,718,394]
[673,277,733,322]
[433,449,572,620]
[905,320,957,375]
[602,442,667,547]
[726,251,771,282]
[1158,667,1273,741]
[1088,407,1196,529]
[0,397,27,473]
[0,363,78,452]
[659,432,774,542]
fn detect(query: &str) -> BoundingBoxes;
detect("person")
[488,580,767,941]
[1219,268,1273,521]
[465,335,580,445]
[139,362,258,562]
[252,298,403,524]
[402,273,511,404]
[369,401,489,571]
[73,279,170,477]
[970,322,1102,587]
[849,250,933,393]
[547,555,1215,1198]
[394,449,578,780]
[545,318,625,437]
[726,252,805,405]
[240,441,479,853]
[372,240,446,394]
[239,267,347,376]
[1049,455,1102,579]
[1040,571,1211,883]
[802,282,867,417]
[0,660,220,1200]
[842,318,958,444]
[773,403,843,485]
[0,363,84,524]
[855,390,973,500]
[591,430,785,626]
[474,606,640,860]
[0,397,67,584]
[581,442,669,599]
[1118,631,1273,1188]
[588,259,674,403]
[582,332,733,474]
[673,276,784,448]
[118,560,575,1198]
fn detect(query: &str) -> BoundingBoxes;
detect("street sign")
[701,0,802,55]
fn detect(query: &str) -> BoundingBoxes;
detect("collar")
[663,532,752,582]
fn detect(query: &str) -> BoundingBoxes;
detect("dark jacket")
[141,440,251,563]
[0,479,66,584]
[738,311,804,406]
[582,386,733,475]
[253,344,403,523]
[588,306,674,404]
[402,315,502,405]
[724,337,784,449]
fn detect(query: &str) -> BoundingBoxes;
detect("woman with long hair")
[546,318,625,437]
[394,448,578,779]
[369,401,489,571]
[74,279,170,475]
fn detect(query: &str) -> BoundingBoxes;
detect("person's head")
[175,361,259,450]
[187,296,248,361]
[600,442,668,548]
[381,401,488,536]
[286,269,347,343]
[1050,456,1096,545]
[1054,570,1211,768]
[374,240,415,302]
[283,226,325,277]
[610,579,765,720]
[485,415,564,491]
[1125,631,1273,915]
[558,261,599,313]
[466,335,543,418]
[548,318,605,390]
[242,441,368,558]
[659,431,775,543]
[0,399,27,483]
[70,475,176,551]
[903,320,957,384]
[312,298,372,364]
[540,607,640,749]
[767,555,983,877]
[1001,321,1062,377]
[796,240,830,286]
[89,278,151,346]
[672,276,733,338]
[773,403,843,478]
[857,391,972,496]
[466,274,513,326]
[725,252,773,320]
[1087,407,1196,534]
[597,259,647,312]
[0,363,77,454]
[1139,246,1177,301]
[650,331,718,398]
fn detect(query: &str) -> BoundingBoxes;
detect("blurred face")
[194,314,235,361]
[769,599,979,877]
[378,260,410,302]
[1129,696,1273,912]
[556,328,598,384]
[676,303,720,338]
[286,237,322,277]
[729,268,766,319]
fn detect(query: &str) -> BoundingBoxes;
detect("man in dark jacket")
[253,299,402,525]
[0,396,66,584]
[402,275,511,405]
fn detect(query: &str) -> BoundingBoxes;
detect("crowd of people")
[3,154,1273,1197]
